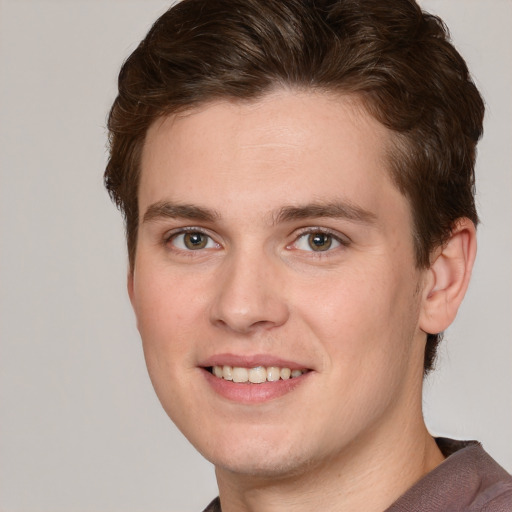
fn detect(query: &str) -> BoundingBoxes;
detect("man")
[104,0,512,510]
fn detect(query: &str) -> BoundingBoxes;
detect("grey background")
[0,0,510,511]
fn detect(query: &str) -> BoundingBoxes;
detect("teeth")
[211,365,306,383]
[249,366,267,384]
[266,366,280,382]
[280,368,291,380]
[232,367,249,383]
[222,365,233,381]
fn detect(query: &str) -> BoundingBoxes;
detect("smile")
[209,365,308,384]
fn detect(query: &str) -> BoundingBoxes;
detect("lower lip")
[202,369,311,404]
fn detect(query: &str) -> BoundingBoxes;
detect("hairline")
[129,86,431,272]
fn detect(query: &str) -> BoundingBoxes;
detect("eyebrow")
[142,201,220,224]
[272,201,377,225]
[142,199,376,226]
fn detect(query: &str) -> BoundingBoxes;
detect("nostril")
[208,259,290,332]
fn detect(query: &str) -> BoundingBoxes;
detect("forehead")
[139,90,407,225]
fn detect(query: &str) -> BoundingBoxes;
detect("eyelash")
[164,227,220,253]
[163,226,350,254]
[290,227,351,253]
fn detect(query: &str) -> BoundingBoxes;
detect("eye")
[293,231,343,252]
[169,231,218,251]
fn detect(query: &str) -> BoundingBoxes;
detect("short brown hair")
[105,0,484,373]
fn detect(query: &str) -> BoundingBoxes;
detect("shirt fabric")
[202,438,512,511]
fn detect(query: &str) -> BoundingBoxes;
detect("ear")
[127,270,135,308]
[419,218,477,335]
[127,270,141,332]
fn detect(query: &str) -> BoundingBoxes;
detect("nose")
[209,249,290,334]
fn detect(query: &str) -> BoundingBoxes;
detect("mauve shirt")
[202,439,512,512]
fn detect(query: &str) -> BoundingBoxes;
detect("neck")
[215,409,444,512]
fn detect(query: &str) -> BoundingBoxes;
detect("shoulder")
[387,439,512,512]
[472,479,512,512]
[436,439,512,511]
[202,497,221,512]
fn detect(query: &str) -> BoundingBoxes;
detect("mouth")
[200,356,313,403]
[207,365,310,384]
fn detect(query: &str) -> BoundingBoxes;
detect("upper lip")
[200,353,311,371]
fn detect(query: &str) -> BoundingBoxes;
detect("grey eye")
[171,232,216,250]
[294,232,341,252]
[308,233,333,251]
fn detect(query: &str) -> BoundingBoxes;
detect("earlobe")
[419,218,477,335]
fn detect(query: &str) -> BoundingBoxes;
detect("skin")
[129,90,475,512]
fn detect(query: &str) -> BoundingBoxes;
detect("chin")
[212,451,311,479]
[196,429,321,479]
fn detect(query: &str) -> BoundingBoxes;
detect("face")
[130,90,429,478]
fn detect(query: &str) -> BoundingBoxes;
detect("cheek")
[132,269,193,362]
[134,261,202,327]
[298,269,421,428]
[131,270,205,410]
[296,265,420,365]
